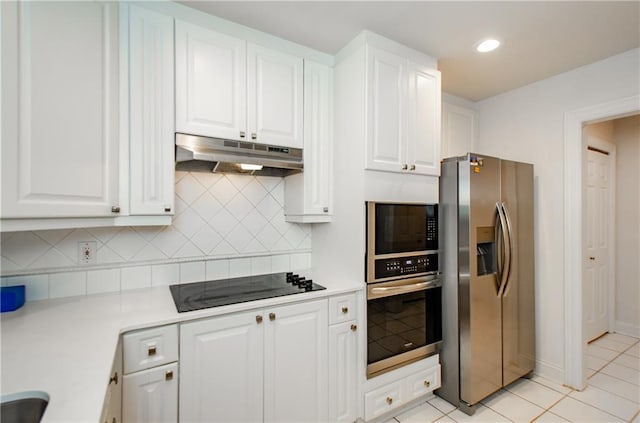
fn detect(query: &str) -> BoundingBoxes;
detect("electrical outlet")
[78,241,97,265]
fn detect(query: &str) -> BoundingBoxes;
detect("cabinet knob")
[350,324,357,332]
[111,206,120,213]
[410,164,416,171]
[401,164,408,171]
[251,133,257,140]
[148,345,157,356]
[256,315,263,324]
[240,131,246,138]
[424,380,430,387]
[165,370,173,381]
[108,372,118,385]
[323,207,329,213]
[341,306,349,314]
[269,312,276,321]
[589,256,595,261]
[386,397,393,405]
[164,207,171,213]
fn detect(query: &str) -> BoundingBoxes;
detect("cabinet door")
[365,45,406,173]
[1,1,119,218]
[128,5,174,215]
[247,43,303,148]
[329,321,358,423]
[407,62,441,176]
[284,60,333,222]
[264,299,328,422]
[122,362,178,423]
[175,21,246,141]
[442,102,476,159]
[180,311,263,423]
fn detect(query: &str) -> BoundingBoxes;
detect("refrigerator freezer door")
[501,160,536,386]
[459,155,503,406]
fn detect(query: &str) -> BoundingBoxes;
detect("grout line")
[628,407,640,423]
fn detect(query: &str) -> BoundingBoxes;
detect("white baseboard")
[614,321,640,338]
[535,359,565,386]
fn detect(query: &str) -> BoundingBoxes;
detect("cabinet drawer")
[329,293,357,325]
[123,324,178,374]
[405,364,441,401]
[364,380,403,421]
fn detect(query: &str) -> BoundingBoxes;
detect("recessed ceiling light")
[476,39,500,53]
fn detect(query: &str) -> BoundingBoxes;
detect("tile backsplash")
[0,172,312,301]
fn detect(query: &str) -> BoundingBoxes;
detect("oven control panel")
[374,253,438,280]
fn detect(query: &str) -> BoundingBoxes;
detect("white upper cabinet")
[285,60,333,222]
[175,21,303,149]
[365,44,441,176]
[128,5,175,216]
[247,43,303,148]
[366,46,406,173]
[175,20,246,141]
[407,62,441,175]
[441,101,476,159]
[1,1,120,218]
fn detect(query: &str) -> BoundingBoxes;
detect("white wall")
[475,48,640,382]
[612,115,640,336]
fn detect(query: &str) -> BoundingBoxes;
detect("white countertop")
[0,273,363,423]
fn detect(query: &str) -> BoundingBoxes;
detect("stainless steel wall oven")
[365,202,442,378]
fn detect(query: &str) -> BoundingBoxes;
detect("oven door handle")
[368,277,440,299]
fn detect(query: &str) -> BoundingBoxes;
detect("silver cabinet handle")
[111,206,120,213]
[401,164,408,170]
[323,207,329,213]
[251,133,257,140]
[164,206,171,213]
[240,131,246,138]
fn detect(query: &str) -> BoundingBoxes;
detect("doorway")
[583,128,615,344]
[564,95,640,391]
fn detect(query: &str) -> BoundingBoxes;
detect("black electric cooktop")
[169,272,326,313]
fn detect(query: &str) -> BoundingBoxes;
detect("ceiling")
[179,1,640,102]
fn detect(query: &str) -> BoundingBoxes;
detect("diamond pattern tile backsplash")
[1,172,312,277]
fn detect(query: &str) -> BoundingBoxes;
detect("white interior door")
[584,147,611,343]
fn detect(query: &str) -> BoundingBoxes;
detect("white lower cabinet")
[364,355,441,421]
[180,298,328,423]
[328,321,358,422]
[101,341,122,423]
[122,363,178,423]
[122,324,179,423]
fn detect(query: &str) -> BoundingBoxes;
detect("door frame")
[563,94,639,390]
[584,137,616,342]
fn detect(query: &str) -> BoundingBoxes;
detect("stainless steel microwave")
[365,202,439,284]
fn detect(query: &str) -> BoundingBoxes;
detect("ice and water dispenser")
[476,226,496,276]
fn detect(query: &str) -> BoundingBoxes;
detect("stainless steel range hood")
[175,133,303,177]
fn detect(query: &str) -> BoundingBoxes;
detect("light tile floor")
[387,333,640,423]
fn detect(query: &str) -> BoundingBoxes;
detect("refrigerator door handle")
[496,202,511,297]
[500,202,514,296]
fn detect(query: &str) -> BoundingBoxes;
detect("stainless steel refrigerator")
[437,153,535,415]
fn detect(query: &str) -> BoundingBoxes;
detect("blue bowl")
[1,285,26,312]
